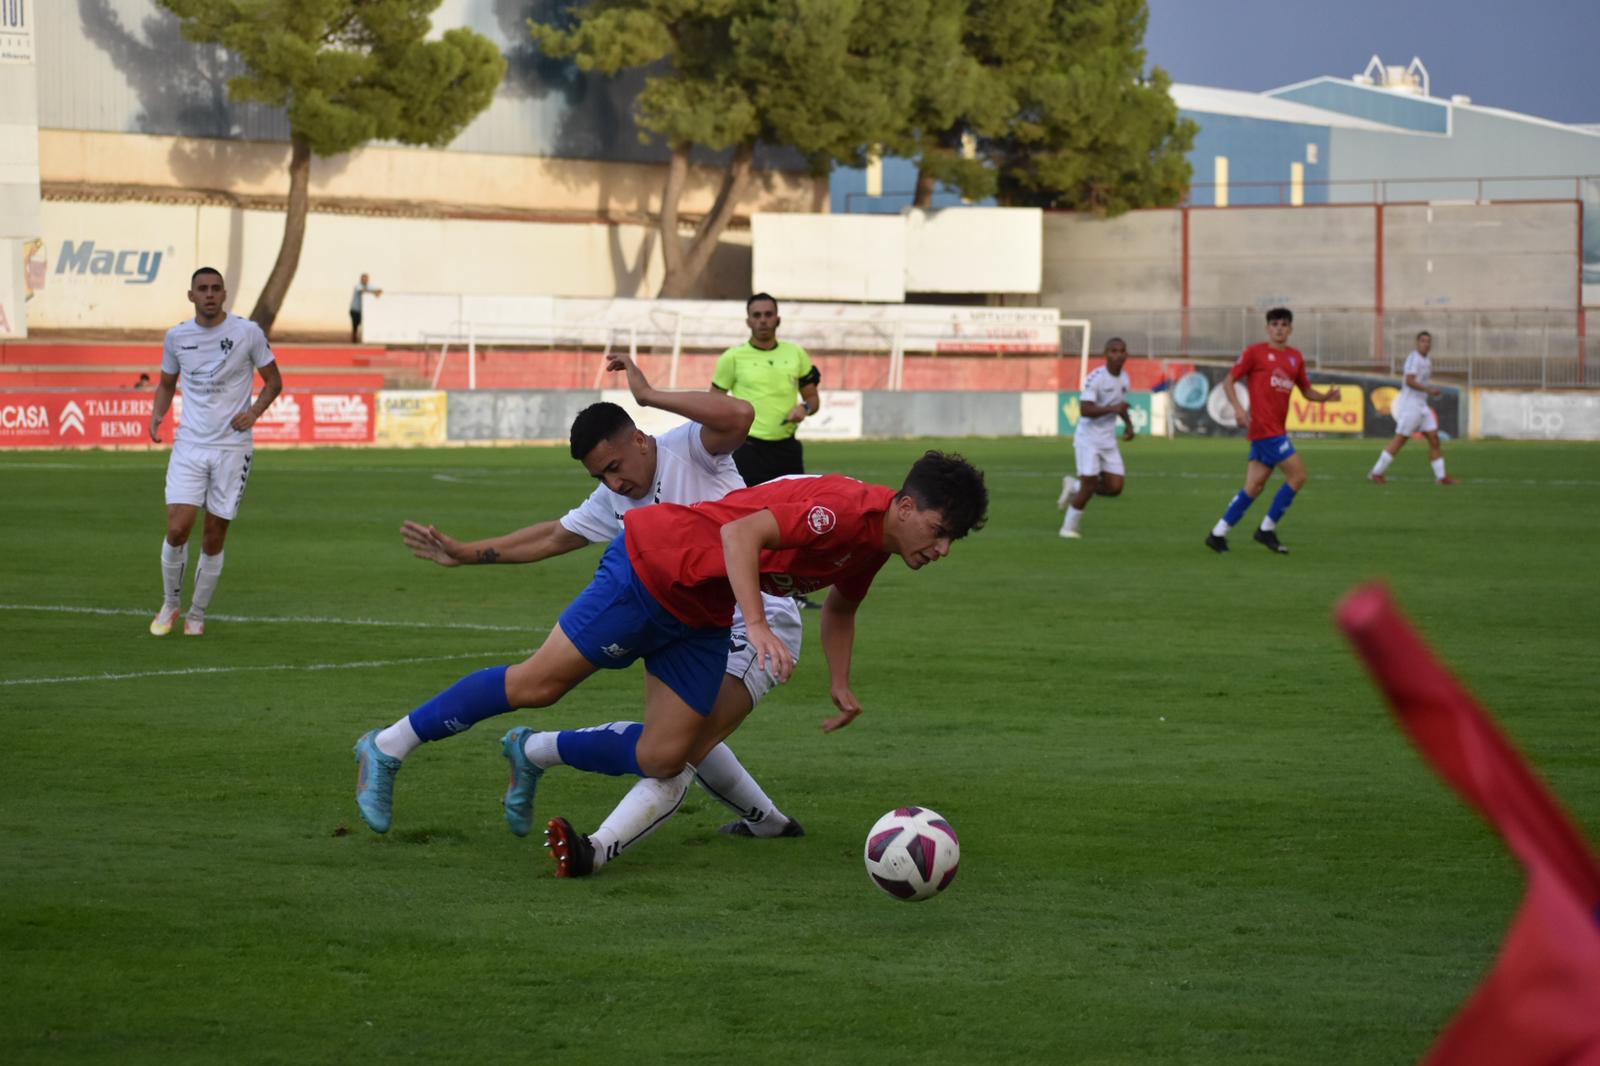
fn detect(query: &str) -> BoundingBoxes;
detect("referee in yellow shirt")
[712,293,823,608]
[711,293,821,487]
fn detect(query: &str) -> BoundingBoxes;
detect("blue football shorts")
[1248,434,1296,468]
[558,534,730,716]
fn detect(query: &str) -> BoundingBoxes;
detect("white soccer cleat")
[1059,528,1082,540]
[150,603,180,636]
[183,614,205,637]
[1056,476,1078,510]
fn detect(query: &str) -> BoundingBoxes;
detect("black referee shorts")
[733,435,805,486]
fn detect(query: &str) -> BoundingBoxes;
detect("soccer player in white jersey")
[1369,331,1458,485]
[147,267,282,636]
[1056,338,1135,538]
[356,352,806,871]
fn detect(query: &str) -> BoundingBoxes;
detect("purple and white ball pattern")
[863,806,960,901]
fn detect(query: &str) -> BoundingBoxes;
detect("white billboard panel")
[0,0,32,64]
[795,390,863,441]
[904,207,1042,294]
[752,213,905,302]
[366,293,1061,353]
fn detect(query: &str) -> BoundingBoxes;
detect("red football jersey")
[1230,342,1312,440]
[624,474,896,629]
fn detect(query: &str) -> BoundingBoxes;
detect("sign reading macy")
[53,241,165,285]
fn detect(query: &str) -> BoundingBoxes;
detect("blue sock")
[1222,490,1256,527]
[557,722,644,777]
[1267,484,1298,523]
[407,665,513,742]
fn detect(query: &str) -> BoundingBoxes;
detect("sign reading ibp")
[1288,386,1364,434]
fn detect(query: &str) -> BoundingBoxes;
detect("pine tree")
[158,0,505,335]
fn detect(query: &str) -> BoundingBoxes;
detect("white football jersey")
[559,420,746,543]
[558,419,800,646]
[161,314,275,449]
[1397,350,1432,412]
[1075,366,1132,447]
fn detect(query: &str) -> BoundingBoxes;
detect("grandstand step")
[0,342,415,369]
[0,369,389,390]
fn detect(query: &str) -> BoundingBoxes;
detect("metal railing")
[1180,174,1598,207]
[413,308,1589,390]
[1058,306,1589,387]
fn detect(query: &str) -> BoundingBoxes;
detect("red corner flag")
[1337,584,1600,1066]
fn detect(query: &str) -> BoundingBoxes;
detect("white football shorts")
[1394,403,1438,437]
[165,442,254,520]
[1074,436,1126,478]
[727,596,805,706]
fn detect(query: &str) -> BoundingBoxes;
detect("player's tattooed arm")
[403,518,589,567]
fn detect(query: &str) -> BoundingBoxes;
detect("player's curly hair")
[569,402,635,460]
[897,450,989,539]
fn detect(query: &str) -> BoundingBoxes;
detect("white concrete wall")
[40,131,824,221]
[26,198,752,334]
[1384,202,1578,310]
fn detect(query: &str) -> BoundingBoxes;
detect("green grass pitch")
[2,437,1598,1064]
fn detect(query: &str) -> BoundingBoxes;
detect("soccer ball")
[863,806,960,902]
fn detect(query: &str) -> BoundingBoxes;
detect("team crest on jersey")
[807,506,836,534]
[220,337,234,354]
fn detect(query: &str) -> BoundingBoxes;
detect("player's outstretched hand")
[401,520,463,567]
[822,686,862,733]
[1326,386,1343,402]
[1122,425,1136,442]
[606,351,656,401]
[148,416,163,443]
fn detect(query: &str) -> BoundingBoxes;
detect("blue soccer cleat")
[500,727,544,837]
[353,729,402,834]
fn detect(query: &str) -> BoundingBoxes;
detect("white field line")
[0,603,545,634]
[0,650,523,688]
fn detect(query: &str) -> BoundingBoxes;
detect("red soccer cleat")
[1437,476,1459,485]
[544,816,596,878]
[1367,473,1387,484]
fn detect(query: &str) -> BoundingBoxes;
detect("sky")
[1143,0,1600,125]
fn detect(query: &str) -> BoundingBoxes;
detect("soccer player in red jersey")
[1205,308,1342,555]
[367,451,988,876]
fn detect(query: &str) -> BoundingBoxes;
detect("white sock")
[1372,451,1394,475]
[160,540,188,607]
[375,717,422,761]
[1260,515,1277,532]
[1211,519,1232,537]
[590,766,694,869]
[695,743,790,836]
[189,551,224,617]
[521,730,564,769]
[1064,505,1084,533]
[1432,458,1446,479]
